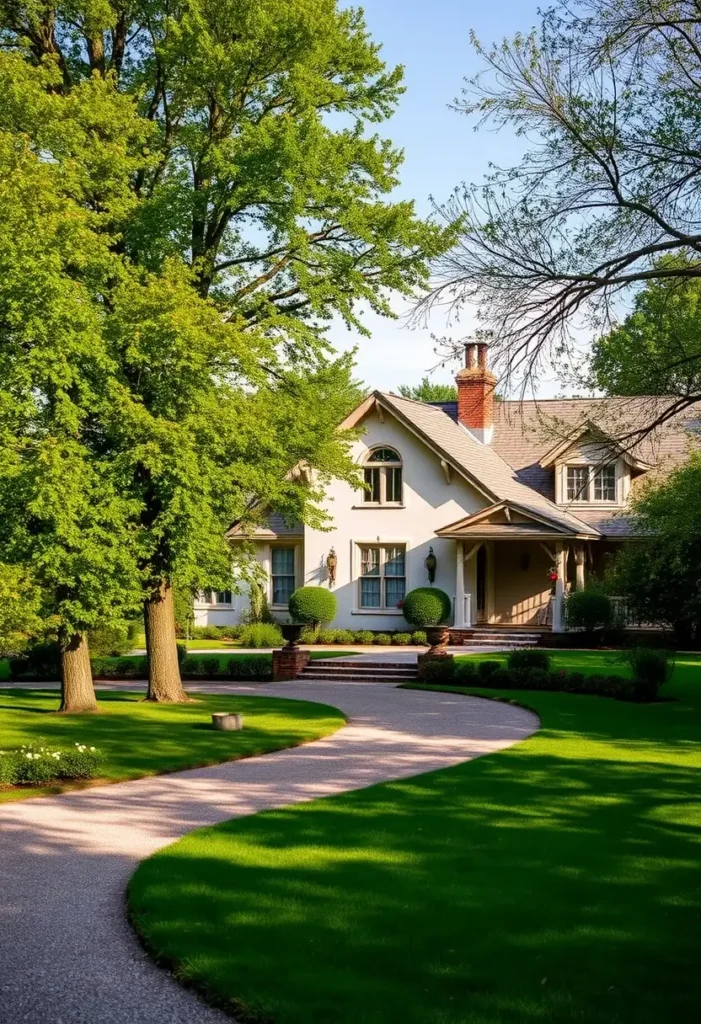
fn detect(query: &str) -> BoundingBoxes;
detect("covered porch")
[437,503,598,633]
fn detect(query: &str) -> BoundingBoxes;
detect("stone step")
[301,661,417,683]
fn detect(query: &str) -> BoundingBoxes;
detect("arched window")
[363,447,403,505]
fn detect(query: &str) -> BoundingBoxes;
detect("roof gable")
[340,392,600,537]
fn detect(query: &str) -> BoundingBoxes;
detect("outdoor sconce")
[425,546,437,584]
[326,547,338,587]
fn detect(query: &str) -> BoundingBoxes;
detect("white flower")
[89,747,96,752]
[25,753,33,760]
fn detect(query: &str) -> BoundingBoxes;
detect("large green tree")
[591,258,701,407]
[427,0,701,434]
[0,54,146,710]
[610,454,701,644]
[1,1,449,700]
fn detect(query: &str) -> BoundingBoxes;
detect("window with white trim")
[566,466,589,501]
[201,590,233,605]
[359,545,406,609]
[565,464,617,503]
[593,465,616,501]
[362,447,403,505]
[271,547,296,606]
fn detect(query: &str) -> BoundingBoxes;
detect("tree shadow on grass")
[128,683,701,1024]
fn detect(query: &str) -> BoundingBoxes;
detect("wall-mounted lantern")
[425,546,437,584]
[326,547,338,587]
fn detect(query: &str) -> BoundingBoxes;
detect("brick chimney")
[456,341,497,444]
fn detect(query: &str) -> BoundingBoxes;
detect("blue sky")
[329,0,562,395]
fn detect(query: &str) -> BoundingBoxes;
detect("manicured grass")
[129,656,701,1024]
[0,689,345,804]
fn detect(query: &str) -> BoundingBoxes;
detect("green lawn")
[129,654,701,1024]
[0,689,345,803]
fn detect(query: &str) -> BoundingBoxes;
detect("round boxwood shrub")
[411,630,428,646]
[401,588,451,628]
[565,587,612,637]
[507,648,551,672]
[288,587,337,627]
[374,632,392,645]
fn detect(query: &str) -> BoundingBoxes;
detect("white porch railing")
[453,592,473,629]
[609,597,665,630]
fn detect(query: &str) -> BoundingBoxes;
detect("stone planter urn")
[281,623,304,648]
[425,626,450,656]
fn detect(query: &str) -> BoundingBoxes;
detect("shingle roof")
[377,392,600,536]
[491,397,697,499]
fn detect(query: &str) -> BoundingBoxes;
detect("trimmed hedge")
[418,658,666,702]
[402,587,451,627]
[288,587,337,626]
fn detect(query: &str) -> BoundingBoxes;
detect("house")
[194,342,693,634]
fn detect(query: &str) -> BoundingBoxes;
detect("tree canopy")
[610,454,701,643]
[397,378,457,403]
[0,2,448,701]
[590,259,701,408]
[426,0,701,432]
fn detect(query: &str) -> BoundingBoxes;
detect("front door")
[476,544,487,622]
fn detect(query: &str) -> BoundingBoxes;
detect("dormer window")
[593,465,616,501]
[565,464,617,503]
[566,466,589,502]
[362,447,403,505]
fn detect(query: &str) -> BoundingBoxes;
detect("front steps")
[449,629,543,649]
[300,659,417,683]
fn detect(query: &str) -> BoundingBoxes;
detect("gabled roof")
[436,500,587,539]
[341,392,600,537]
[538,420,652,471]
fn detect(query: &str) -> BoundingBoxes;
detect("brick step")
[305,660,417,671]
[301,661,417,683]
[302,663,415,671]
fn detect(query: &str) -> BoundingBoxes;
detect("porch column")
[552,542,567,632]
[575,545,585,590]
[454,539,468,626]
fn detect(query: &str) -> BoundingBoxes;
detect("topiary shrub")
[225,655,272,681]
[477,660,501,682]
[8,642,61,681]
[411,630,428,646]
[402,588,451,627]
[237,623,283,649]
[621,647,674,701]
[334,629,355,644]
[392,632,413,645]
[374,632,392,645]
[316,629,338,644]
[87,621,132,657]
[418,658,456,683]
[288,587,337,628]
[565,587,613,639]
[507,648,551,672]
[454,659,479,683]
[353,630,375,645]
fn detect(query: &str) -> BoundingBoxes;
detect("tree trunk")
[144,582,189,702]
[59,633,98,713]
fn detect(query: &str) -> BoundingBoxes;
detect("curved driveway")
[0,679,537,1024]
